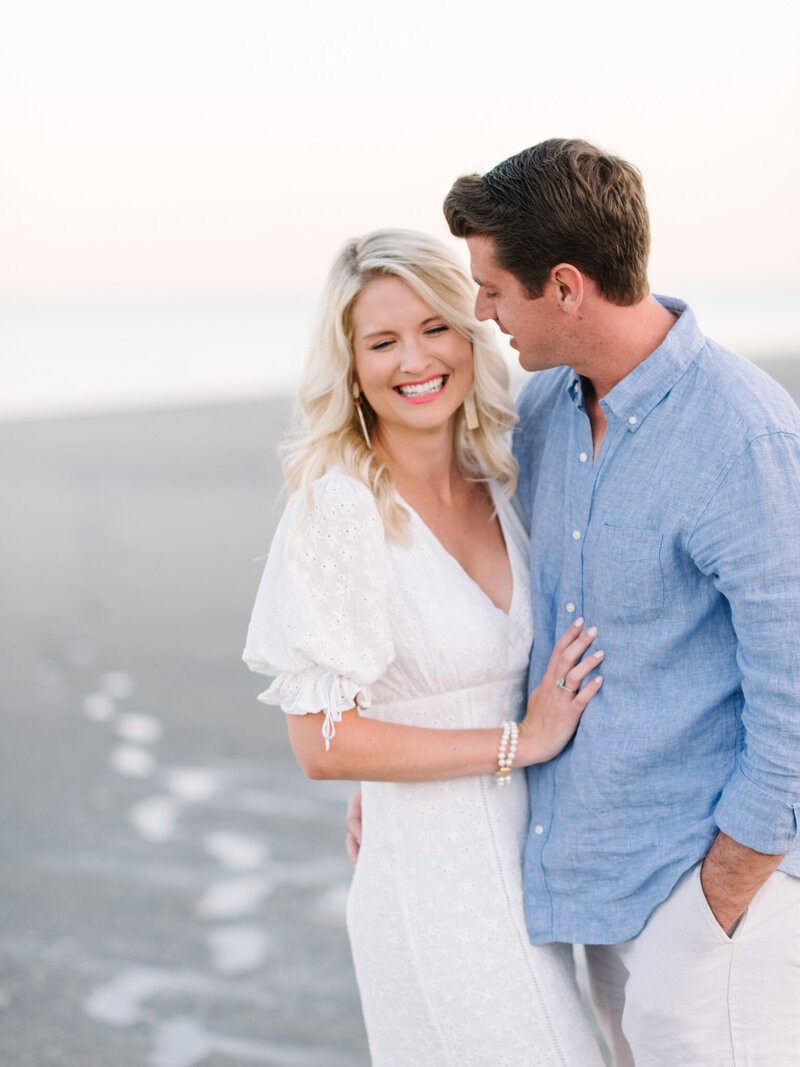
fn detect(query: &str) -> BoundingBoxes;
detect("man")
[349,139,800,1064]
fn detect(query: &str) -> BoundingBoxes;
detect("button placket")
[561,419,594,627]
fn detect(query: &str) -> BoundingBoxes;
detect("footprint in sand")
[111,745,156,778]
[206,924,272,975]
[149,1015,352,1067]
[202,831,268,872]
[99,670,135,699]
[196,876,274,920]
[116,712,163,745]
[129,795,181,842]
[83,667,137,723]
[163,767,221,803]
[83,692,116,722]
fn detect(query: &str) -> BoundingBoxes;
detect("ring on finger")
[555,677,578,694]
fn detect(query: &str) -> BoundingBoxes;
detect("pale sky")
[2,0,799,299]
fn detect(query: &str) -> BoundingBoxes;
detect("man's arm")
[690,431,800,927]
[701,831,785,932]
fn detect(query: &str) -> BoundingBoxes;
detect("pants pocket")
[691,862,748,944]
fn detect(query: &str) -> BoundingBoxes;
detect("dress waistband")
[372,673,527,713]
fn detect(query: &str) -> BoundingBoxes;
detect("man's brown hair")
[443,138,650,306]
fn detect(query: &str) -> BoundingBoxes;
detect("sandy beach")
[0,398,368,1066]
[2,355,799,1067]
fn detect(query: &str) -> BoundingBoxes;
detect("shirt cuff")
[714,769,800,855]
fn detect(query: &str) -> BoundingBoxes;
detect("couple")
[244,139,800,1065]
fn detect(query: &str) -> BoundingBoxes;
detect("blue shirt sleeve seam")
[685,430,800,549]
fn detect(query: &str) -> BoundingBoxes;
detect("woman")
[243,230,605,1065]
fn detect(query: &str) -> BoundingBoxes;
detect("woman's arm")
[288,619,603,781]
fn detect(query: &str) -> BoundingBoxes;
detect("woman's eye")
[424,325,448,336]
[370,340,395,351]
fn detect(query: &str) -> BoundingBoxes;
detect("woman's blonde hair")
[282,228,517,539]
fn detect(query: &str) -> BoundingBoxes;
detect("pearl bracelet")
[496,721,518,787]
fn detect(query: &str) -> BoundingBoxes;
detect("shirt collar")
[565,296,705,430]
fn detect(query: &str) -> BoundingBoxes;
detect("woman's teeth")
[395,376,446,398]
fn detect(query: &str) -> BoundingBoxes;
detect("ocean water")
[2,288,798,422]
[0,295,317,422]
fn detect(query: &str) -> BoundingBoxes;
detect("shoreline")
[2,350,798,429]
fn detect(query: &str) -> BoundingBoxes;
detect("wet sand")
[1,356,798,1066]
[0,398,368,1066]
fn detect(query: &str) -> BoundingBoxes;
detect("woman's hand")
[519,619,603,764]
[345,789,362,865]
[289,619,602,786]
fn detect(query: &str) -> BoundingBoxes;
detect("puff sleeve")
[242,470,396,749]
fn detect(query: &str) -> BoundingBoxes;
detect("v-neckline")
[396,483,517,618]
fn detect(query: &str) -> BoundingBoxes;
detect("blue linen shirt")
[514,296,800,946]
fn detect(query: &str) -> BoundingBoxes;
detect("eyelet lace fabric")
[243,471,394,749]
[244,468,603,1066]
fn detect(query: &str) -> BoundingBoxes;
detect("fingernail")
[575,617,584,627]
[586,626,598,637]
[595,675,604,684]
[594,650,604,659]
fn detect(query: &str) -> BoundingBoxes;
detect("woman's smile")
[393,374,449,402]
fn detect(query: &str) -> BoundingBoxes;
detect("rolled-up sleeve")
[689,431,800,854]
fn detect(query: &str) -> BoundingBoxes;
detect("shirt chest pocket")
[588,524,664,623]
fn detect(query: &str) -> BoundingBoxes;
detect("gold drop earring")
[463,389,480,430]
[352,381,372,448]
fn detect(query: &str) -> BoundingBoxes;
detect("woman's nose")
[398,339,431,373]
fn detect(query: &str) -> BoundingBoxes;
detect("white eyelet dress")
[243,468,603,1067]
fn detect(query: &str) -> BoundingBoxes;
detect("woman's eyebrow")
[361,316,443,341]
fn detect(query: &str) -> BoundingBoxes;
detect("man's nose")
[474,290,494,322]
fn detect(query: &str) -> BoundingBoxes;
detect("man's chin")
[518,351,544,373]
[518,349,565,374]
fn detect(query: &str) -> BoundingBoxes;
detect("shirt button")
[628,415,638,425]
[534,825,544,835]
[579,452,588,463]
[566,602,576,614]
[572,530,581,540]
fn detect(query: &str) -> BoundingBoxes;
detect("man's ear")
[549,264,584,315]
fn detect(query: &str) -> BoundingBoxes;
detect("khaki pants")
[584,863,800,1066]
